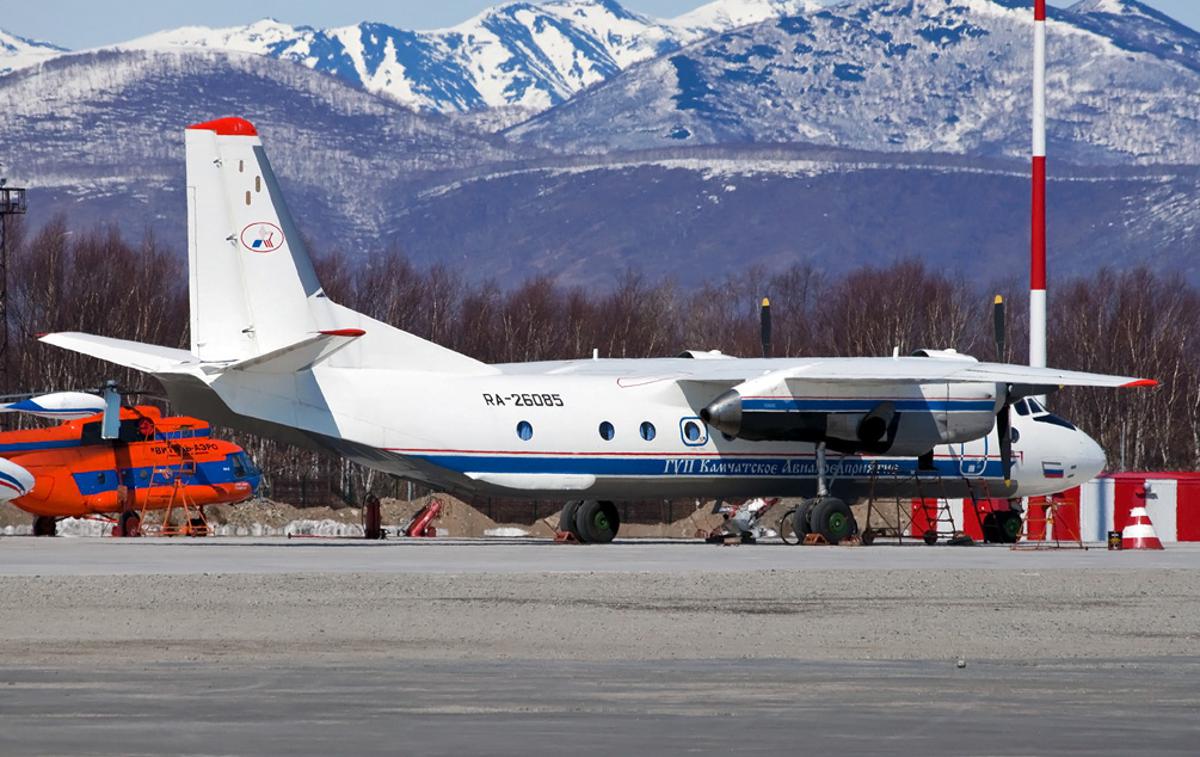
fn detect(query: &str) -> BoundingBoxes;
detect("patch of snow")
[484,527,531,537]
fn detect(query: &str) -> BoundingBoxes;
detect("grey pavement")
[1,536,1198,575]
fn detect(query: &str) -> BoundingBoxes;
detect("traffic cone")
[1121,506,1164,550]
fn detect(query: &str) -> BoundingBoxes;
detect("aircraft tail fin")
[184,118,487,374]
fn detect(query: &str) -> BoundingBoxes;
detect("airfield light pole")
[1030,0,1048,374]
[0,178,29,394]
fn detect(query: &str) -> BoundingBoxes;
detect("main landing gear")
[787,442,858,545]
[32,516,57,537]
[558,500,621,544]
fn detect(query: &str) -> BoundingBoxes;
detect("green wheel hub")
[828,511,849,537]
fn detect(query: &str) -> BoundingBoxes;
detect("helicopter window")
[1014,399,1030,416]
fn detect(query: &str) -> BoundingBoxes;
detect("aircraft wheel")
[999,511,1022,543]
[809,498,857,545]
[118,511,142,538]
[558,500,584,541]
[788,500,816,544]
[32,516,57,537]
[574,500,620,544]
[923,530,939,546]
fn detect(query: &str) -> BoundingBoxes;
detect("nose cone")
[0,458,35,503]
[1077,431,1107,483]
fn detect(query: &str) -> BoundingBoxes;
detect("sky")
[3,0,1197,49]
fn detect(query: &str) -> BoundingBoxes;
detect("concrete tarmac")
[2,537,1198,754]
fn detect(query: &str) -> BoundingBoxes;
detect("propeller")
[992,294,1013,483]
[993,294,1006,363]
[760,297,772,359]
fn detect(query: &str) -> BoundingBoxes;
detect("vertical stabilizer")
[186,117,326,362]
[183,117,490,375]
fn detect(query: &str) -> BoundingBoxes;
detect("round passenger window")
[639,422,656,441]
[684,421,702,442]
[599,421,615,441]
[516,421,533,441]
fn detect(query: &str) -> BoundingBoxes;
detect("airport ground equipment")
[403,499,442,537]
[1120,506,1164,550]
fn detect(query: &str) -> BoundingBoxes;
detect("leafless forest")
[6,218,1198,504]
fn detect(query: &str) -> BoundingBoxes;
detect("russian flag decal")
[1042,461,1065,479]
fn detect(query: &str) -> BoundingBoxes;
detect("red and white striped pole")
[1030,0,1047,372]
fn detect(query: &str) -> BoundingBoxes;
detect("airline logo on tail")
[240,222,284,253]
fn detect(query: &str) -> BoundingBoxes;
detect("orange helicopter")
[0,389,261,536]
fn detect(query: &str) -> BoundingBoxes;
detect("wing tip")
[320,328,366,338]
[1123,379,1158,388]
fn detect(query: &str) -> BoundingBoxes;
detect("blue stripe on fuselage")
[71,459,258,496]
[409,453,1003,481]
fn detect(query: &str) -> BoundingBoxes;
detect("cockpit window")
[229,452,260,478]
[1033,413,1078,431]
[1028,399,1048,414]
[1014,399,1031,416]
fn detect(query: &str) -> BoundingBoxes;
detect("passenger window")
[516,421,533,441]
[639,422,656,441]
[599,421,615,441]
[681,418,707,446]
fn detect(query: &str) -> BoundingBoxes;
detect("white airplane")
[41,118,1155,543]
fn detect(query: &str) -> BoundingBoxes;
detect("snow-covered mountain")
[509,0,1200,165]
[0,29,67,76]
[110,0,816,114]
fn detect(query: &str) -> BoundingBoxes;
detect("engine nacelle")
[701,381,1000,455]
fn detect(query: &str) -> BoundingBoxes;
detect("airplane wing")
[671,357,1155,392]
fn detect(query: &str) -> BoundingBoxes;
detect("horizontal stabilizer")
[227,329,365,373]
[39,333,196,374]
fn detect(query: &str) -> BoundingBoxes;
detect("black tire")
[999,511,1022,543]
[32,516,57,537]
[923,530,939,546]
[558,500,584,540]
[118,510,142,538]
[981,511,1022,544]
[574,500,620,544]
[790,499,816,542]
[809,498,857,545]
[861,529,876,546]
